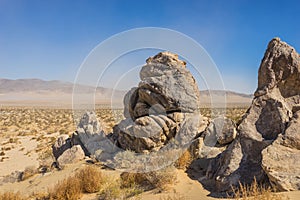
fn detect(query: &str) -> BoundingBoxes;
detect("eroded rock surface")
[112,52,203,153]
[204,116,237,146]
[207,38,300,192]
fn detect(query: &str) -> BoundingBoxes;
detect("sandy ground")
[0,137,39,177]
[0,105,298,200]
[0,160,214,200]
[140,170,215,200]
[0,162,85,194]
[1,161,298,200]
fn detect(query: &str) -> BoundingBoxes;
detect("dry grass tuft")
[121,166,177,192]
[99,175,142,200]
[48,176,82,200]
[0,192,25,200]
[75,165,103,193]
[174,150,192,170]
[231,177,288,200]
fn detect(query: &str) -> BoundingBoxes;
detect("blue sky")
[0,0,299,94]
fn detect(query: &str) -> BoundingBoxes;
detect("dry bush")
[121,166,177,191]
[99,178,124,200]
[75,165,103,193]
[231,177,287,200]
[0,192,25,200]
[48,176,82,200]
[29,192,50,200]
[174,150,192,169]
[100,175,142,200]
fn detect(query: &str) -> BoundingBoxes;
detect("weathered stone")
[206,38,300,192]
[255,37,300,99]
[112,52,202,153]
[204,116,236,146]
[113,114,178,153]
[52,134,71,160]
[282,111,300,150]
[76,111,106,155]
[125,52,201,120]
[262,135,300,191]
[57,145,85,166]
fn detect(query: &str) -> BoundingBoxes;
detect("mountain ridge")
[0,78,253,97]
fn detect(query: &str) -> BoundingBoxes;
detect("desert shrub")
[121,166,177,191]
[29,192,50,200]
[100,175,142,200]
[99,178,124,200]
[174,150,192,169]
[75,165,103,193]
[0,192,25,200]
[231,177,287,200]
[48,176,82,200]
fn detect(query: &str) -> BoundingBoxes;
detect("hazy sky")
[0,0,299,94]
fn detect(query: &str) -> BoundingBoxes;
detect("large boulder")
[124,52,200,120]
[206,38,300,192]
[112,52,203,153]
[262,111,300,191]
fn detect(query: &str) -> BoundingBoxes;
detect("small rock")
[57,145,85,166]
[52,134,71,160]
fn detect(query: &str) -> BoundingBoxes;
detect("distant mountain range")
[0,78,253,107]
[0,78,122,94]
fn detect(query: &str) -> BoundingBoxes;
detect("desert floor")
[0,106,299,199]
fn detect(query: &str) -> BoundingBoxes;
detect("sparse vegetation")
[75,165,103,193]
[0,106,262,200]
[121,166,177,192]
[0,192,25,200]
[175,150,192,169]
[231,177,287,200]
[48,176,82,200]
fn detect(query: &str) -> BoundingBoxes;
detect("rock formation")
[206,38,300,192]
[52,112,118,166]
[52,52,206,168]
[112,52,203,153]
[51,39,300,193]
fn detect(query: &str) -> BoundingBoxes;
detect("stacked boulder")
[112,52,205,153]
[206,38,300,192]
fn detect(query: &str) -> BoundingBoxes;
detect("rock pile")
[206,38,300,192]
[112,52,204,153]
